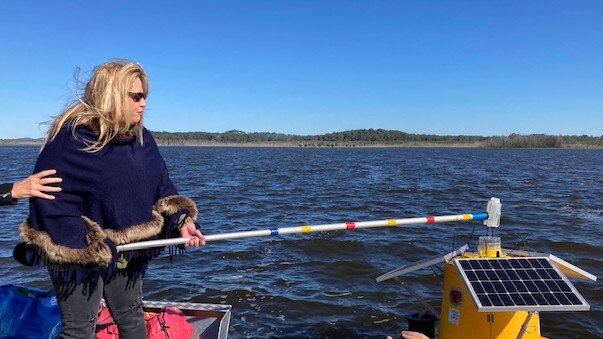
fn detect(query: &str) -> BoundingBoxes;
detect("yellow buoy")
[438,252,545,339]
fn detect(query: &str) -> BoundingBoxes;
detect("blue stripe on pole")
[472,212,488,220]
[270,228,279,236]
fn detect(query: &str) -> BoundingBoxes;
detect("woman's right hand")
[179,221,206,247]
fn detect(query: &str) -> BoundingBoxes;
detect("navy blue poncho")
[15,124,198,284]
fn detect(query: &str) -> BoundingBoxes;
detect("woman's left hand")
[179,221,206,247]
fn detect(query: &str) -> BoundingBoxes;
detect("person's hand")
[179,221,206,247]
[386,330,430,339]
[11,169,62,200]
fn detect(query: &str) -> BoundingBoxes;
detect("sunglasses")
[128,92,146,102]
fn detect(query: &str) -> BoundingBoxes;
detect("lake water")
[0,146,601,338]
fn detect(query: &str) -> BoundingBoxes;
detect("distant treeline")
[150,129,603,148]
[1,129,602,148]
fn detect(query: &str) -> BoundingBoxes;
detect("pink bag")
[145,306,194,339]
[96,302,119,339]
[95,302,193,339]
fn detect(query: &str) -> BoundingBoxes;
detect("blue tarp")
[0,284,61,338]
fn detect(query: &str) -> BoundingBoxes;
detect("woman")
[1,169,62,206]
[14,59,204,338]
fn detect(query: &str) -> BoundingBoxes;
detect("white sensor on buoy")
[484,197,501,228]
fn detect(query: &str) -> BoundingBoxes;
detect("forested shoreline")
[1,129,602,148]
[147,129,603,148]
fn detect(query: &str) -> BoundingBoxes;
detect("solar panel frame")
[454,257,590,312]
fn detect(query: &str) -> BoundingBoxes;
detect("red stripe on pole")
[427,216,435,223]
[346,222,356,230]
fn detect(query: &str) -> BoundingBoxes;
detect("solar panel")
[454,257,590,312]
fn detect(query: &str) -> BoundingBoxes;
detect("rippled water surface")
[1,146,601,338]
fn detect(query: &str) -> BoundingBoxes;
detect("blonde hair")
[44,59,149,152]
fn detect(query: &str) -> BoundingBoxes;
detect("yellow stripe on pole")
[301,225,311,233]
[463,214,472,220]
[387,219,397,226]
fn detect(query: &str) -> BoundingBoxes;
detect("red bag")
[96,302,119,339]
[95,302,193,339]
[145,306,194,339]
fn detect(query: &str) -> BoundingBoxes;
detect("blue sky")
[0,1,601,138]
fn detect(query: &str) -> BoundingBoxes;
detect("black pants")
[50,272,146,339]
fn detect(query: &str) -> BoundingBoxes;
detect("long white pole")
[117,212,488,252]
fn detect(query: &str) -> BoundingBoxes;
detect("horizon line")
[2,128,603,141]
